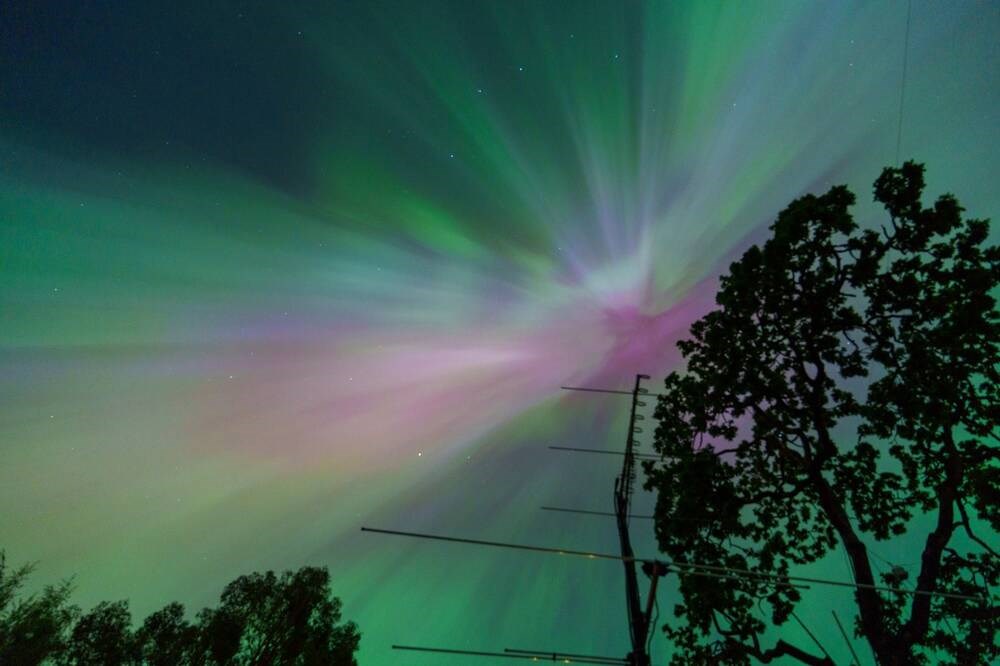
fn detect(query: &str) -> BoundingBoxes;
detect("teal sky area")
[1,2,998,664]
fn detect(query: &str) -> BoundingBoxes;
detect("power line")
[832,610,861,666]
[506,648,629,664]
[392,645,627,664]
[361,526,622,562]
[791,611,831,662]
[670,567,808,590]
[361,527,808,590]
[361,527,985,602]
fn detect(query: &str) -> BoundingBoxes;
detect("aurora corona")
[1,2,997,663]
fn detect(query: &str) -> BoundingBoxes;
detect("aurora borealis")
[2,1,998,664]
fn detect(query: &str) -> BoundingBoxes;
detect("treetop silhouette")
[646,162,998,665]
[0,551,360,665]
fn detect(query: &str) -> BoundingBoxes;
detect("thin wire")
[505,648,628,664]
[646,597,660,657]
[791,610,831,661]
[656,561,979,601]
[895,0,912,165]
[361,528,805,589]
[393,645,627,664]
[840,547,858,586]
[361,527,984,600]
[832,610,861,666]
[362,527,623,561]
[941,615,961,645]
[869,546,917,570]
[668,566,810,590]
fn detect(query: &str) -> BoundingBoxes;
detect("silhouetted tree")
[0,552,77,664]
[195,605,244,664]
[64,600,135,665]
[645,162,998,665]
[204,566,360,666]
[0,550,360,665]
[133,602,198,666]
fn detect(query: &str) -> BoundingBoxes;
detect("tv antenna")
[362,373,668,665]
[360,373,982,662]
[589,374,665,666]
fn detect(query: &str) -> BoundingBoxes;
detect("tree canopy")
[0,551,360,665]
[645,162,998,665]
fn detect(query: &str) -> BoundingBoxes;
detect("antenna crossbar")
[549,446,663,460]
[561,385,666,398]
[541,506,654,520]
[560,386,636,396]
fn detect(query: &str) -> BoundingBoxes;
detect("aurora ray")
[1,2,997,663]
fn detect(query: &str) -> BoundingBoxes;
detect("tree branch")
[714,609,834,666]
[956,498,999,559]
[746,639,834,666]
[899,428,963,649]
[799,359,891,658]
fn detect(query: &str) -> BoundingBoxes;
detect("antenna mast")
[558,374,669,664]
[612,374,665,666]
[363,373,670,665]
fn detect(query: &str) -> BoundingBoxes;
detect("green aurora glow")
[1,2,998,663]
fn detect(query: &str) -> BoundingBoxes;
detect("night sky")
[2,2,998,664]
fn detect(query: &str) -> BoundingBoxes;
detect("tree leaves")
[0,552,360,665]
[647,163,999,665]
